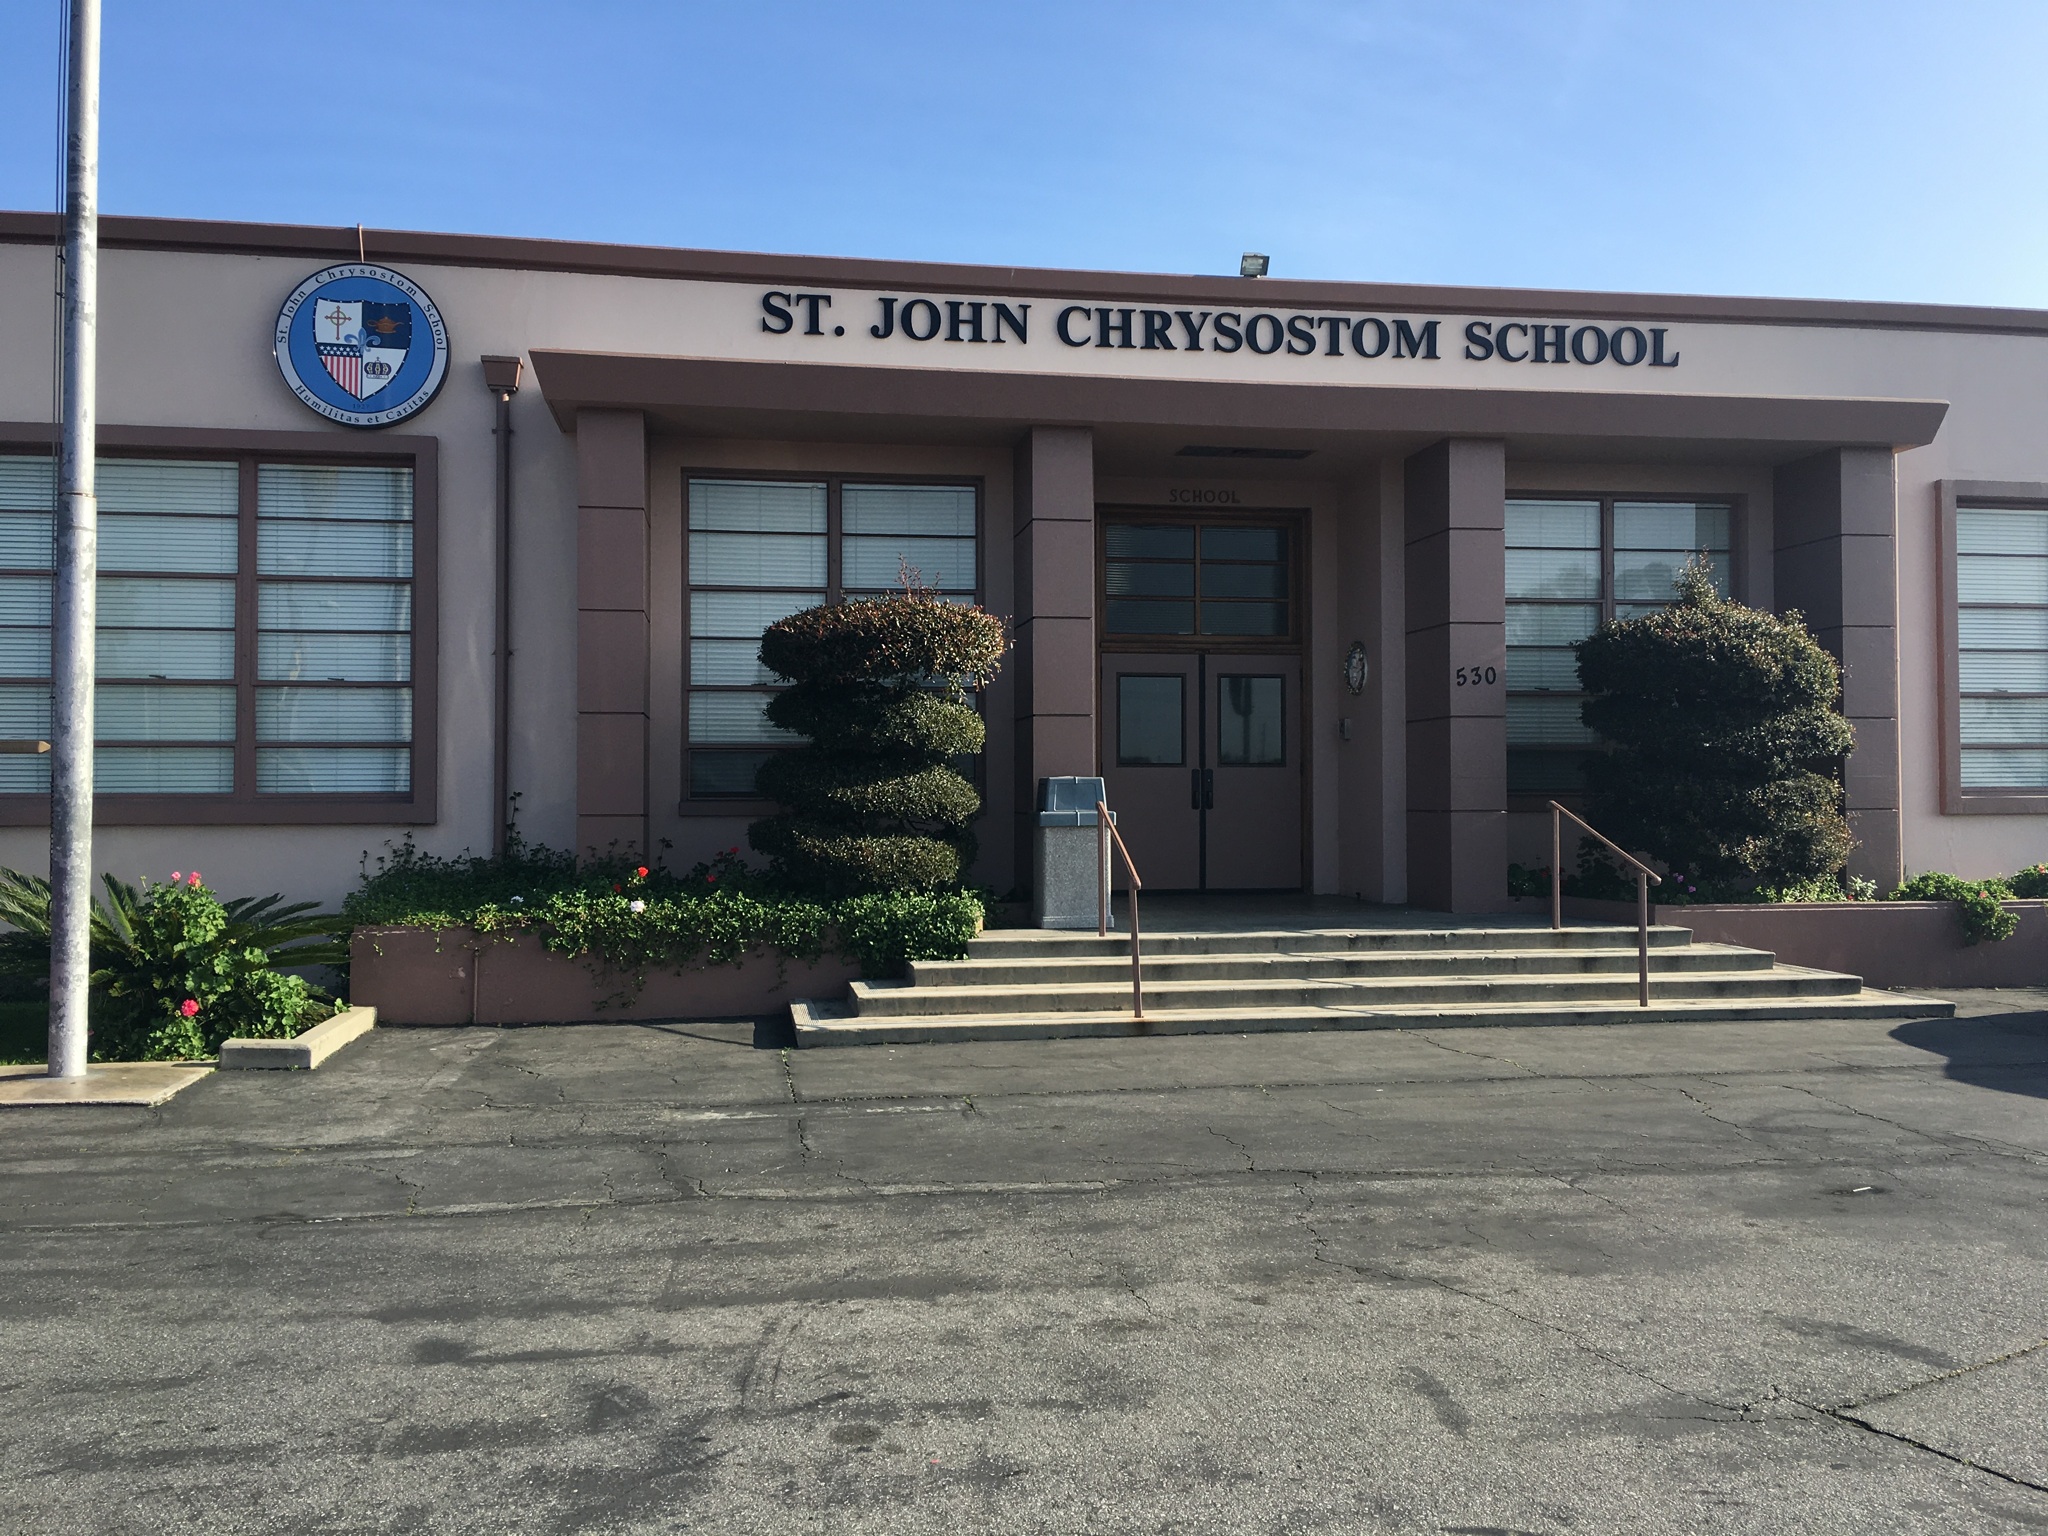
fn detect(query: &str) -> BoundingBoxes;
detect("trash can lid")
[1038,776,1107,813]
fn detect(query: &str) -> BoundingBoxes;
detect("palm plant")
[0,868,342,1058]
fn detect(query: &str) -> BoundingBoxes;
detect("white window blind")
[1956,505,2048,789]
[687,480,825,797]
[0,453,417,800]
[0,455,239,793]
[684,477,979,797]
[256,464,413,793]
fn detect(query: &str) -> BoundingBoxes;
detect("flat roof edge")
[528,350,1950,450]
[2,211,2044,338]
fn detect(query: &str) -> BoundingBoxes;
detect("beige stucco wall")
[0,232,2046,909]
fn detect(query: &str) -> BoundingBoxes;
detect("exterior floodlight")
[1239,252,1269,278]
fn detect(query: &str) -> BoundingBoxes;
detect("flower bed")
[1556,897,2048,988]
[339,839,983,1025]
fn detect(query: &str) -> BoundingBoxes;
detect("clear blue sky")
[3,1,2044,305]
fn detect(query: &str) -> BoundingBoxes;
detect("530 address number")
[1453,666,1499,686]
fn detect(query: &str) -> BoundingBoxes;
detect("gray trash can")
[1034,776,1114,931]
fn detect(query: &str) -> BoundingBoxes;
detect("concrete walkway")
[3,991,2045,1533]
[0,1060,211,1107]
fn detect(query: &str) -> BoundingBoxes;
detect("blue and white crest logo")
[274,264,449,428]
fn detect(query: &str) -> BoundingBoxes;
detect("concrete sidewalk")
[3,991,2046,1533]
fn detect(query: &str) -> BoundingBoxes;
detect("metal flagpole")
[48,0,100,1079]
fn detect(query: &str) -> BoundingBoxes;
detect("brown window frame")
[0,422,437,826]
[1938,478,2048,815]
[680,468,985,815]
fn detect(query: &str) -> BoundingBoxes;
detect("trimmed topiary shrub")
[1574,560,1854,896]
[750,589,1006,896]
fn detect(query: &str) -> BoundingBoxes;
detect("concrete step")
[790,988,1953,1047]
[966,925,1696,959]
[909,943,1769,988]
[846,964,1862,1018]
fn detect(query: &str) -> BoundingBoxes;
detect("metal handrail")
[1095,800,1143,1019]
[1549,800,1663,1008]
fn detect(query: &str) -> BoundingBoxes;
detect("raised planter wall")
[1557,898,2048,989]
[350,926,862,1025]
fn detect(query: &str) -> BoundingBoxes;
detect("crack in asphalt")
[1205,1126,1255,1172]
[1801,1398,2048,1495]
[1837,1337,2048,1413]
[1780,1082,2047,1164]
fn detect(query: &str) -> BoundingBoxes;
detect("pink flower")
[187,872,201,887]
[179,998,199,1017]
[171,871,181,883]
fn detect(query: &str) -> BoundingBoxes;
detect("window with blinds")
[0,451,415,801]
[1955,503,2048,790]
[1506,496,1731,797]
[257,464,414,793]
[685,476,979,798]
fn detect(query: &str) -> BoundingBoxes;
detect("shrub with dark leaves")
[1574,560,1853,894]
[750,589,1007,896]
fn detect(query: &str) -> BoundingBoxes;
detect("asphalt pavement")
[4,992,2047,1535]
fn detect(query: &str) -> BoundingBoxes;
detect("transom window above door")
[1506,496,1733,798]
[1102,522,1292,638]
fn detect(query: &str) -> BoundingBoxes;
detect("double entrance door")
[1100,652,1303,891]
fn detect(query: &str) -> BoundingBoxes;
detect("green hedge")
[345,838,982,984]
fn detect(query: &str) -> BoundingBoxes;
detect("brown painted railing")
[1096,800,1143,1019]
[1550,800,1663,1007]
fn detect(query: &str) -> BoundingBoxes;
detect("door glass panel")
[1216,675,1284,765]
[1117,675,1184,765]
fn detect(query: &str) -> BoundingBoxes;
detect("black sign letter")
[1055,305,1091,347]
[761,291,794,334]
[870,297,897,339]
[1393,319,1440,359]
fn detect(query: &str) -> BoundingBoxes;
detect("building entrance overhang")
[529,349,1947,465]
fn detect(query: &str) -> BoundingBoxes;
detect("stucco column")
[1404,439,1507,912]
[1773,448,1903,888]
[1012,426,1097,881]
[575,408,649,858]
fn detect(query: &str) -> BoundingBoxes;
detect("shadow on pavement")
[1891,1006,2048,1101]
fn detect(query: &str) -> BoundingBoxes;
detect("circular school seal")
[273,264,449,427]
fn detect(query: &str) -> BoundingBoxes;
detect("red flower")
[612,883,622,892]
[727,846,739,855]
[635,866,649,878]
[707,874,717,883]
[179,998,199,1017]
